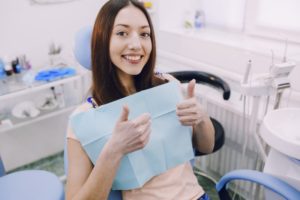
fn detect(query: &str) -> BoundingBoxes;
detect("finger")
[187,79,196,98]
[178,116,203,125]
[135,120,151,135]
[140,126,151,141]
[176,107,199,116]
[177,98,196,109]
[143,128,151,145]
[141,120,152,132]
[179,115,200,122]
[132,113,151,126]
[132,127,151,150]
[118,105,130,122]
[139,128,151,148]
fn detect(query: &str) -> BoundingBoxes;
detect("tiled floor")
[9,151,65,178]
[194,167,220,200]
[9,152,244,200]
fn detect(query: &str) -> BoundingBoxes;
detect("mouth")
[122,55,144,63]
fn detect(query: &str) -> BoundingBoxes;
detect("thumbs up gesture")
[110,105,152,156]
[176,79,205,126]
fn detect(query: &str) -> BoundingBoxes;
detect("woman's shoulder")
[154,72,184,95]
[154,71,180,83]
[71,102,93,117]
[67,102,92,140]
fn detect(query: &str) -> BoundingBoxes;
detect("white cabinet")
[0,71,90,171]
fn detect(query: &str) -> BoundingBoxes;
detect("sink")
[260,108,300,160]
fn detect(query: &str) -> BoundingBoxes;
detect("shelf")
[0,69,87,133]
[0,105,77,133]
[0,73,82,101]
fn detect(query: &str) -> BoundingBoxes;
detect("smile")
[122,55,143,61]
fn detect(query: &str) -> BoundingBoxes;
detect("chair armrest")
[216,169,300,200]
[169,70,230,100]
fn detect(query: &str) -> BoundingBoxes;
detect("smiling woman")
[90,0,162,105]
[65,0,215,200]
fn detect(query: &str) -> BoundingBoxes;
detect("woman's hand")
[176,79,207,127]
[109,105,151,156]
[176,79,215,153]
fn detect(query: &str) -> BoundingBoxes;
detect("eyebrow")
[114,24,150,29]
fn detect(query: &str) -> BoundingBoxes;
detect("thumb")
[187,79,196,98]
[118,105,130,122]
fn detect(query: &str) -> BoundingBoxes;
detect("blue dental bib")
[70,81,194,190]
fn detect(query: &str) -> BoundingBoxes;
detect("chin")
[128,69,143,75]
[124,66,144,75]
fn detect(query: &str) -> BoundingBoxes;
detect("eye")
[116,31,128,37]
[141,32,151,38]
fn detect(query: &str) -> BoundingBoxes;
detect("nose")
[128,32,142,50]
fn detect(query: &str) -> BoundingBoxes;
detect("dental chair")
[0,156,64,200]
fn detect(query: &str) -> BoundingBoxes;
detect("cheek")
[109,37,121,56]
[109,48,120,67]
[109,48,115,64]
[109,45,121,64]
[145,41,152,56]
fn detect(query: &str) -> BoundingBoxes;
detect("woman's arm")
[192,113,215,154]
[66,138,122,200]
[66,105,152,200]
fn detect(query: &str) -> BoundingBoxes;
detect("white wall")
[156,0,300,95]
[0,0,105,68]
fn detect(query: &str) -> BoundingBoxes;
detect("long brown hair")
[91,0,166,105]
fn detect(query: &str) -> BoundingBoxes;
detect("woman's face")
[109,5,152,81]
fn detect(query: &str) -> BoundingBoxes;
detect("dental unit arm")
[270,61,295,109]
[240,61,295,101]
[239,60,296,161]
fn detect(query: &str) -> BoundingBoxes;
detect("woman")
[66,0,214,199]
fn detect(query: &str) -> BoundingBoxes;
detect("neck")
[117,72,136,95]
[125,87,136,95]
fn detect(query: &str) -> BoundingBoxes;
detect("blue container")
[0,59,6,79]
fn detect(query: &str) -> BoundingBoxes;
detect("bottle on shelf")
[0,58,6,79]
[12,58,22,74]
[54,85,65,108]
[194,10,205,30]
[183,10,194,29]
[3,56,13,76]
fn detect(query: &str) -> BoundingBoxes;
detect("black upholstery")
[169,70,230,100]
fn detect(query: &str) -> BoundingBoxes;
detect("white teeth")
[124,55,141,61]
